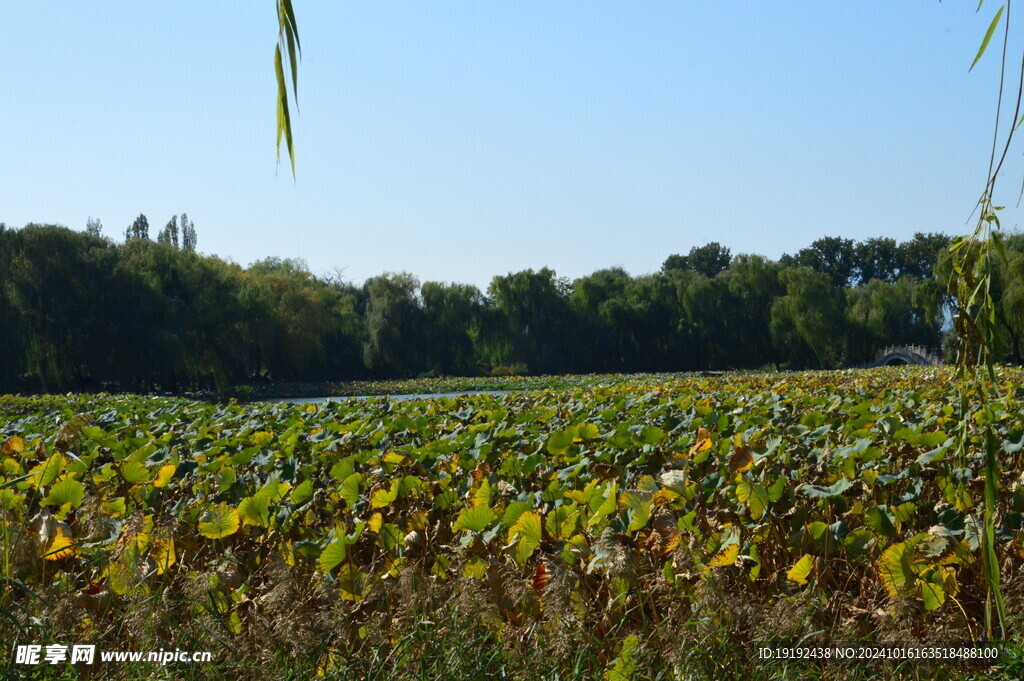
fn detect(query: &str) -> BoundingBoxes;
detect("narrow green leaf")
[274,44,295,178]
[284,21,299,107]
[281,0,301,51]
[275,44,285,158]
[983,427,1006,636]
[970,5,1005,72]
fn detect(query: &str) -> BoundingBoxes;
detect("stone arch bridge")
[859,345,944,368]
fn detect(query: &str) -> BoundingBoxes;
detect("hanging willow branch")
[276,0,301,178]
[950,0,1024,641]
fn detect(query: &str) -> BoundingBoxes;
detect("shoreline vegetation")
[5,223,999,398]
[233,372,733,401]
[3,367,1024,680]
[2,372,737,403]
[0,371,695,402]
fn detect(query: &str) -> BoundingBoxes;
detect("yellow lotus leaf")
[730,445,754,473]
[251,431,274,447]
[152,464,176,488]
[198,503,241,539]
[43,522,76,561]
[1,435,25,456]
[708,544,738,567]
[787,554,814,585]
[153,537,176,574]
[689,427,713,456]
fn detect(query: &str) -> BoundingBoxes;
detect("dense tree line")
[3,220,1021,393]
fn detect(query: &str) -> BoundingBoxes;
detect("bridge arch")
[860,345,943,368]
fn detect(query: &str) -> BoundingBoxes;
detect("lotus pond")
[3,367,1024,680]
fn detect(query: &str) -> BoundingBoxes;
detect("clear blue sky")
[4,2,1023,289]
